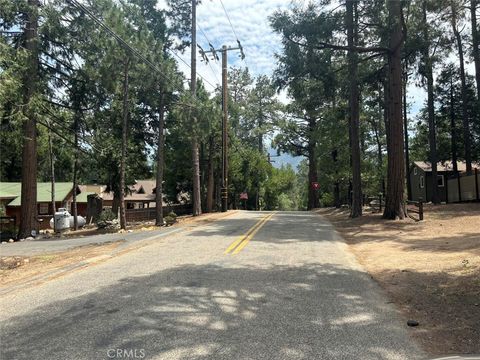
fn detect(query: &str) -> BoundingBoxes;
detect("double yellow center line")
[224,212,275,255]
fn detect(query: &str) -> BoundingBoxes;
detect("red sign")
[240,192,248,200]
[312,182,320,190]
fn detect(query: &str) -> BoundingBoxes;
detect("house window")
[437,175,444,187]
[414,167,418,175]
[39,203,49,215]
[420,176,424,189]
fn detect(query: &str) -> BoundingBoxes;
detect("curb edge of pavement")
[0,211,239,296]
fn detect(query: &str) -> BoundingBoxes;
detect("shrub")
[320,192,334,207]
[162,211,177,226]
[97,209,117,223]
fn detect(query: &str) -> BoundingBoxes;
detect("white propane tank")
[51,208,71,232]
[68,215,86,228]
[50,213,86,230]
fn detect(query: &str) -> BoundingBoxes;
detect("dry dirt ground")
[0,211,237,288]
[319,203,480,355]
[0,241,123,287]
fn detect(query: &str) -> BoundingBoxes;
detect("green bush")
[97,209,117,223]
[162,211,177,226]
[320,192,334,207]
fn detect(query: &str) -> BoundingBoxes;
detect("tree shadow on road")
[0,263,423,360]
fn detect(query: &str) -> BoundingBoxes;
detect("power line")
[219,0,239,42]
[66,0,186,92]
[197,23,221,86]
[167,48,217,89]
[100,0,216,90]
[218,0,250,70]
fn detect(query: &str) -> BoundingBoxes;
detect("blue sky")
[157,0,288,90]
[157,0,474,168]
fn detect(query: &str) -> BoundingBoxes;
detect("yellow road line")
[232,213,274,254]
[224,213,275,255]
[224,214,270,254]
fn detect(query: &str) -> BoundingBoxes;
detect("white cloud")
[156,0,289,91]
[158,0,476,119]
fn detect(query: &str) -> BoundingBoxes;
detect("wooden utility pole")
[191,0,202,216]
[119,58,130,230]
[221,45,228,212]
[156,94,166,226]
[203,44,244,213]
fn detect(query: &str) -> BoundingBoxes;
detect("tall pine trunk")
[471,0,480,98]
[191,0,202,216]
[19,0,39,239]
[48,126,56,232]
[346,0,362,217]
[155,95,165,226]
[119,58,130,230]
[403,68,412,200]
[192,139,202,215]
[422,1,439,204]
[307,118,319,210]
[450,79,459,174]
[451,1,472,174]
[383,0,406,219]
[72,114,79,230]
[206,135,215,213]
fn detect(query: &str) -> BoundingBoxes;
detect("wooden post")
[419,197,424,221]
[457,172,462,202]
[221,45,228,212]
[475,168,479,201]
[445,174,449,203]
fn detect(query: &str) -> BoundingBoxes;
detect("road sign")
[240,192,248,200]
[312,182,320,190]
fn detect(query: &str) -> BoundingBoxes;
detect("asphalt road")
[0,211,425,360]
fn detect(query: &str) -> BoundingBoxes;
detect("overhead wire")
[66,0,215,93]
[197,22,221,86]
[167,48,217,89]
[67,0,178,90]
[218,0,251,70]
[219,0,239,41]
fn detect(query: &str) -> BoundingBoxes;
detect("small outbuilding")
[409,161,480,203]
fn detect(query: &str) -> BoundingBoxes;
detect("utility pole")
[221,46,228,212]
[203,44,244,213]
[191,0,202,216]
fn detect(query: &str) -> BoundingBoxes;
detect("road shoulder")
[317,205,480,356]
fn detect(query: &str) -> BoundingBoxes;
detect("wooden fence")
[125,204,193,223]
[0,216,16,240]
[406,199,424,221]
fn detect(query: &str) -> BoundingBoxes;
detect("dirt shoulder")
[0,210,238,290]
[0,241,123,288]
[318,203,480,356]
